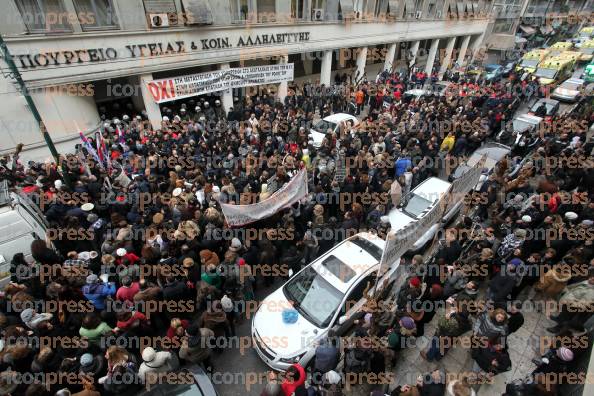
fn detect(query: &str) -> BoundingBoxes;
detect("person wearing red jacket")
[281,363,305,396]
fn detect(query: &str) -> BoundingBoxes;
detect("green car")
[584,61,594,83]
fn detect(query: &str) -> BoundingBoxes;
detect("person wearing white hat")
[138,347,176,383]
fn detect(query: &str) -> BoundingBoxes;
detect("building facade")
[0,0,495,162]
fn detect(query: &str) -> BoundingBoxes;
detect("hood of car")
[252,288,323,359]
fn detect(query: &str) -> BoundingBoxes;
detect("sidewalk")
[387,287,558,395]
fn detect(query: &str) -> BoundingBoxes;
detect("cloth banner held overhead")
[147,64,294,103]
[444,154,486,213]
[377,197,448,278]
[220,169,308,227]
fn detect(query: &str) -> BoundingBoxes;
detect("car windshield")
[530,101,554,114]
[402,193,433,218]
[534,68,558,79]
[314,120,335,133]
[485,65,499,72]
[283,266,344,328]
[521,59,539,68]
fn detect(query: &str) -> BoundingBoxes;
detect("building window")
[15,0,72,32]
[257,0,276,22]
[231,0,249,22]
[291,0,306,19]
[493,19,513,33]
[73,0,119,30]
[312,0,325,20]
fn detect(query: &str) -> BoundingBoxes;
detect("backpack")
[344,349,369,374]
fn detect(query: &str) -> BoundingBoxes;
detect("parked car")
[551,78,585,102]
[388,177,462,253]
[484,64,504,82]
[252,233,398,371]
[448,142,511,190]
[502,61,517,77]
[528,98,560,119]
[309,113,359,147]
[0,180,51,287]
[136,366,218,396]
[497,113,543,154]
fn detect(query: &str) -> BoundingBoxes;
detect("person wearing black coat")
[472,340,512,376]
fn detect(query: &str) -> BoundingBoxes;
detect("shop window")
[15,0,72,33]
[493,19,513,33]
[73,0,119,30]
[257,0,276,22]
[182,0,213,24]
[143,0,177,13]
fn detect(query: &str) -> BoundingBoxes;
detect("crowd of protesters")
[0,59,592,396]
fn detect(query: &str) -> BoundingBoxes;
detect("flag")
[79,132,103,169]
[95,131,112,173]
[116,125,125,145]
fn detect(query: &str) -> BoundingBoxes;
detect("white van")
[388,177,462,253]
[309,113,359,147]
[251,233,399,371]
[0,181,50,287]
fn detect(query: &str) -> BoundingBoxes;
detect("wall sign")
[14,32,310,70]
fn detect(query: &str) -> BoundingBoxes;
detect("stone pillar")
[439,37,457,79]
[356,46,368,80]
[219,63,234,113]
[409,40,420,68]
[139,74,163,130]
[470,33,486,63]
[456,35,472,67]
[425,38,440,75]
[384,43,398,71]
[320,50,333,85]
[277,55,289,103]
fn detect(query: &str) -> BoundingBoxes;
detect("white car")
[0,181,51,287]
[251,233,399,371]
[388,177,462,253]
[309,113,359,147]
[551,78,584,102]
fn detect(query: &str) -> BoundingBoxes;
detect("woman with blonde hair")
[99,346,139,393]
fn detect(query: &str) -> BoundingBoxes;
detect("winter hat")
[399,316,416,330]
[557,347,574,362]
[142,347,156,362]
[521,215,532,223]
[86,274,98,284]
[20,308,34,324]
[509,258,523,267]
[116,248,127,257]
[80,353,93,367]
[409,277,421,288]
[514,229,527,239]
[565,212,578,221]
[229,238,242,251]
[221,295,234,312]
[324,370,342,385]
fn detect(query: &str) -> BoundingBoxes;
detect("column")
[425,38,440,75]
[356,46,368,81]
[139,74,163,131]
[219,63,234,112]
[277,55,289,103]
[439,37,457,79]
[384,43,398,71]
[456,35,472,67]
[409,40,420,68]
[470,33,485,63]
[320,50,333,85]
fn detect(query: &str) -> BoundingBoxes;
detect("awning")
[519,25,536,35]
[487,34,516,50]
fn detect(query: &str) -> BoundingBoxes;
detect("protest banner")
[147,64,294,103]
[220,169,308,227]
